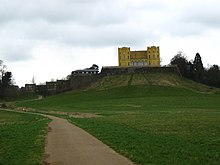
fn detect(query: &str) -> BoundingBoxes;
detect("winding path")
[44,115,133,165]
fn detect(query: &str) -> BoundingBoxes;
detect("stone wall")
[56,80,70,93]
[100,66,181,76]
[69,75,100,90]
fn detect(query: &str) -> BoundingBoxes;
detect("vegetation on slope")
[88,73,219,93]
[0,110,50,165]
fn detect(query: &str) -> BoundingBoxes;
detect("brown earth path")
[44,115,134,165]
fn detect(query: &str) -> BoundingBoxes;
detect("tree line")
[170,52,220,88]
[0,60,18,100]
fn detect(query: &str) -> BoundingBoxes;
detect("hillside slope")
[88,73,219,93]
[14,72,220,165]
[15,74,220,165]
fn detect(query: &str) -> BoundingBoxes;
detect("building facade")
[118,46,160,67]
[72,64,99,75]
[46,82,57,92]
[25,84,36,92]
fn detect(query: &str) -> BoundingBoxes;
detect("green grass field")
[0,110,50,165]
[16,74,220,164]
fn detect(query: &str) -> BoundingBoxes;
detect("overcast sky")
[1,0,220,87]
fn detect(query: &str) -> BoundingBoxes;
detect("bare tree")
[0,60,7,79]
[32,76,36,84]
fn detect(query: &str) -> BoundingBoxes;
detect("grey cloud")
[0,0,128,27]
[0,20,155,63]
[185,11,220,29]
[181,1,220,29]
[0,45,33,62]
[0,0,161,48]
[48,23,158,47]
[152,1,220,38]
[0,8,157,48]
[1,0,220,62]
[163,21,208,37]
[0,27,34,62]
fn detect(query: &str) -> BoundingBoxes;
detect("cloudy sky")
[1,0,220,87]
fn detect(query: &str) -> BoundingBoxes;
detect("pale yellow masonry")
[118,46,160,67]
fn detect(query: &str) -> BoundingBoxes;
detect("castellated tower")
[147,46,160,66]
[118,46,160,67]
[118,47,131,67]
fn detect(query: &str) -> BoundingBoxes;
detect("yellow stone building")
[118,46,160,67]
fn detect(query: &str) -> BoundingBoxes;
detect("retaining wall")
[69,75,100,90]
[100,66,181,76]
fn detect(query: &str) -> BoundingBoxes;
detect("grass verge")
[0,110,50,165]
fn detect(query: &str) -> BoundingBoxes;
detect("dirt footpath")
[44,115,133,165]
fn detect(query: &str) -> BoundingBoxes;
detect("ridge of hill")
[88,73,219,93]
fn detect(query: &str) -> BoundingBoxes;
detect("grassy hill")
[89,73,218,93]
[15,73,220,164]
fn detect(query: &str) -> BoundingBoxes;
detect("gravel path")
[44,115,133,165]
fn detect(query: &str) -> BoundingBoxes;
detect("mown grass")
[16,80,220,164]
[0,110,50,165]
